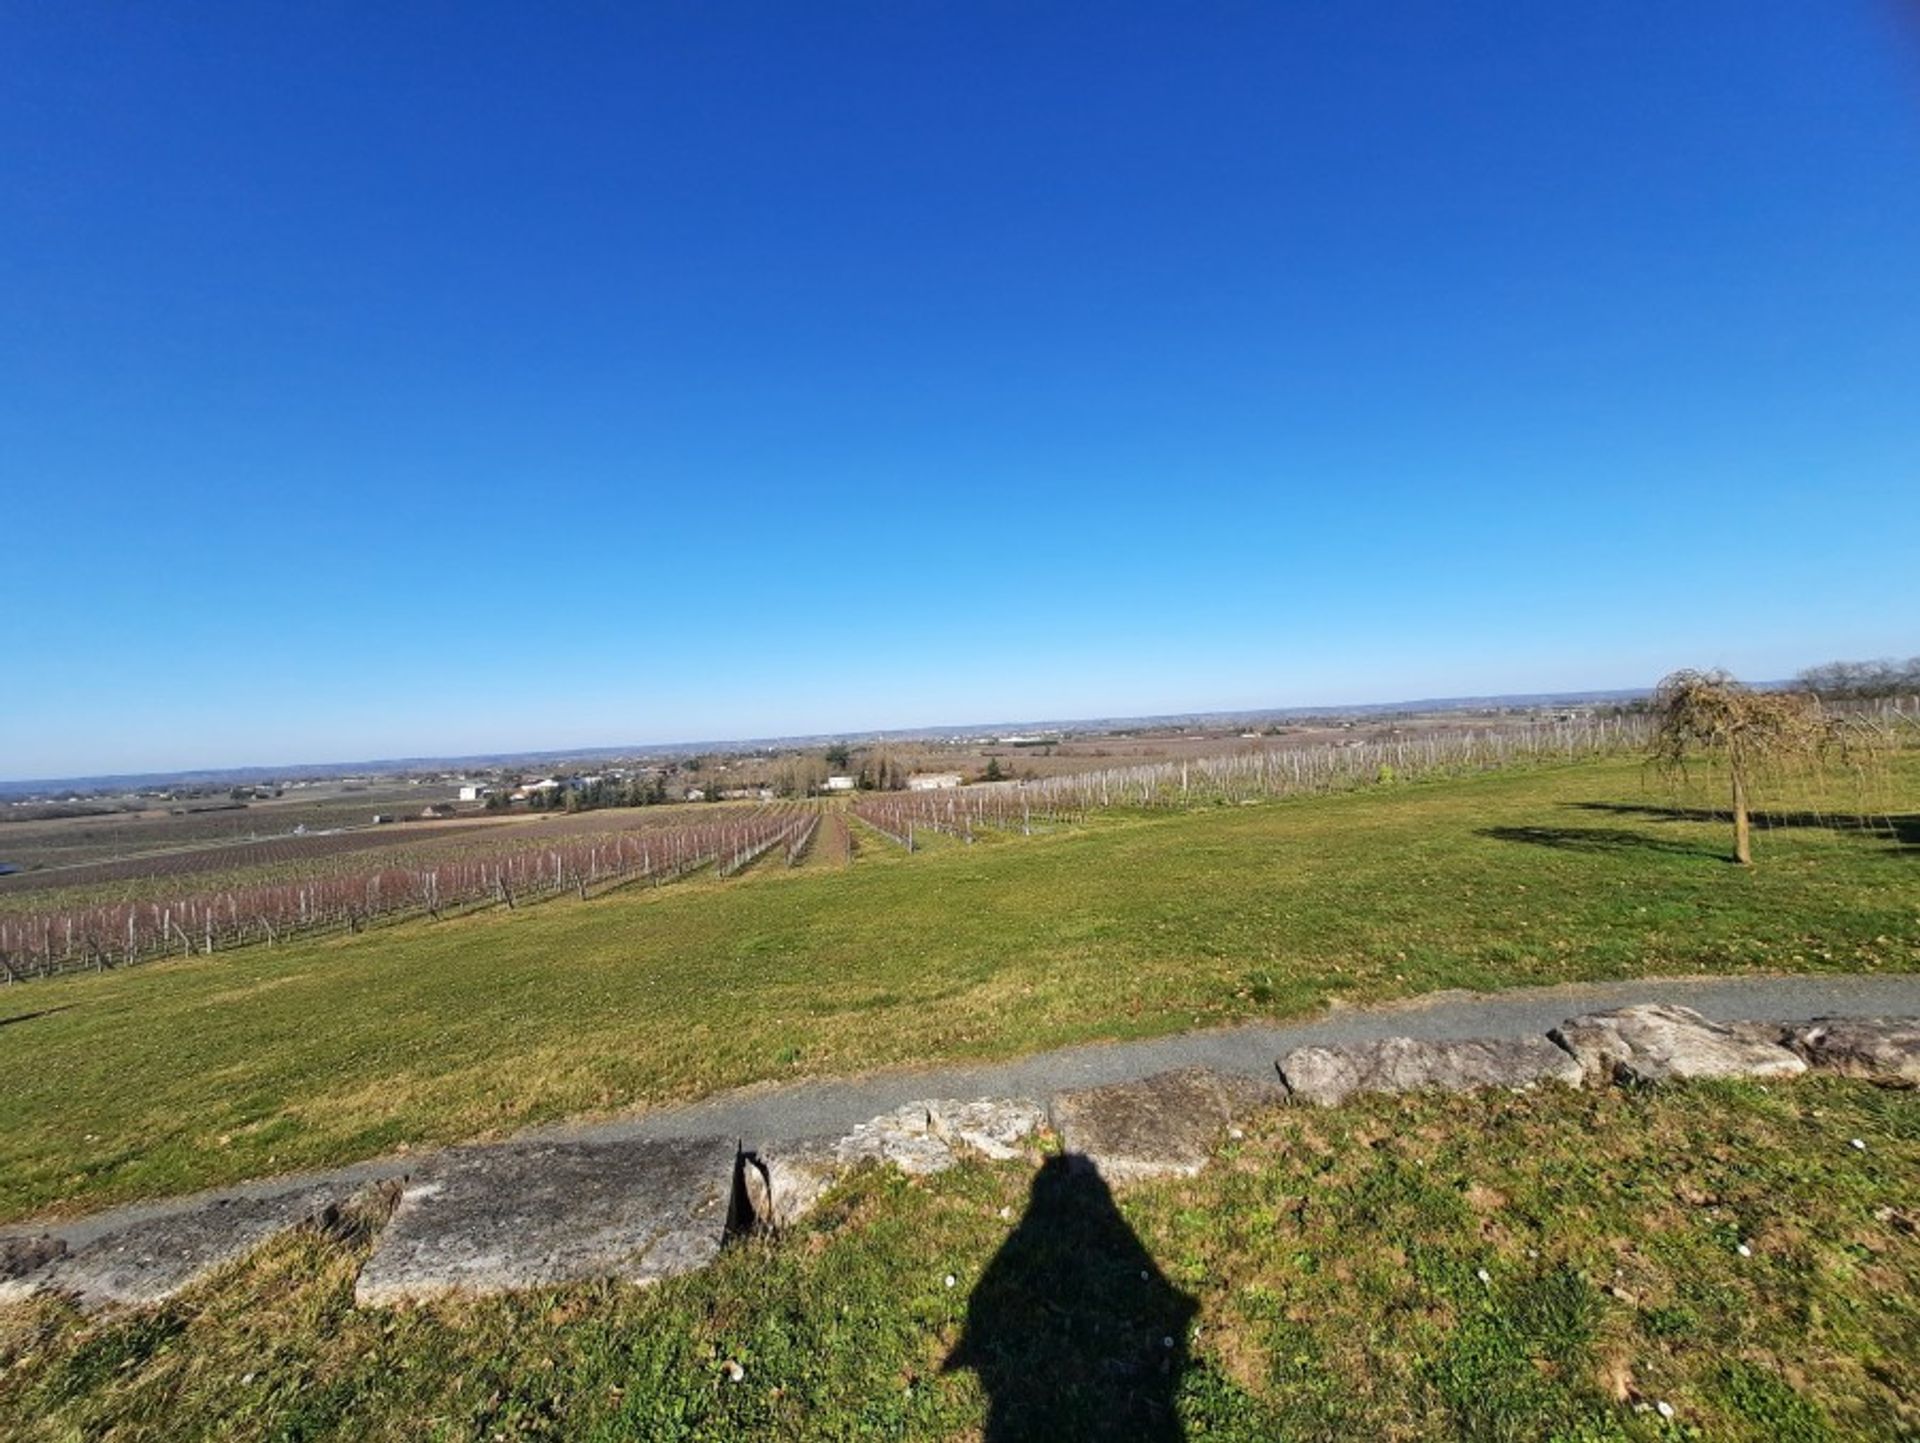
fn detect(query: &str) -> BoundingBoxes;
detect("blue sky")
[4,4,1917,778]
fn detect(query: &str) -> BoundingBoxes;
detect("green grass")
[3,1078,1914,1440]
[1,756,1915,1224]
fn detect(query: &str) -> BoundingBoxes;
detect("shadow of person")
[945,1155,1196,1442]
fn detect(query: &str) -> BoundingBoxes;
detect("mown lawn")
[2,1077,1914,1440]
[1,756,1915,1224]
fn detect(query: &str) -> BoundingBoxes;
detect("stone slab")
[1278,1034,1584,1108]
[738,1141,841,1231]
[1781,1017,1920,1087]
[1049,1067,1282,1181]
[833,1098,1047,1177]
[354,1135,737,1306]
[1549,1003,1808,1086]
[0,1234,68,1304]
[18,1183,348,1311]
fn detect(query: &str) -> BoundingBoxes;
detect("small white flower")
[1850,1138,1867,1151]
[944,1273,956,1289]
[1655,1399,1675,1420]
[1736,1243,1751,1258]
[1476,1268,1491,1285]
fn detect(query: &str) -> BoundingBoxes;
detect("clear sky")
[4,4,1918,779]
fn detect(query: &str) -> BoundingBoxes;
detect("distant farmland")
[0,803,819,979]
[0,719,1656,980]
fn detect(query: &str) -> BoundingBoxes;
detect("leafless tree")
[1648,670,1880,865]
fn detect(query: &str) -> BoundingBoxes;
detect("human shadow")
[1477,825,1730,860]
[945,1155,1196,1442]
[1568,801,1917,848]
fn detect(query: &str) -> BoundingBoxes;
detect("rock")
[354,1135,736,1306]
[1049,1067,1282,1180]
[737,1142,841,1230]
[24,1182,352,1312]
[938,1098,1051,1160]
[1278,1035,1583,1108]
[1781,1017,1920,1087]
[1549,1004,1808,1086]
[834,1098,1046,1177]
[0,1234,67,1302]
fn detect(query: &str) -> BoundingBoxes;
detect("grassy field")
[1,755,1915,1225]
[2,1077,1913,1440]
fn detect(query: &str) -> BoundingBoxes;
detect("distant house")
[907,773,963,791]
[822,775,856,792]
[421,803,457,819]
[684,787,708,802]
[457,783,491,802]
[511,778,563,801]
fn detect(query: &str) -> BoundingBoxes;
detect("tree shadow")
[945,1155,1196,1442]
[1478,826,1732,860]
[1568,802,1917,849]
[0,1004,75,1028]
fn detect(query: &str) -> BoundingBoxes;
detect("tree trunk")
[1731,769,1752,865]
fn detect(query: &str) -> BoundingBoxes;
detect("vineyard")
[7,705,1912,984]
[0,804,817,981]
[850,715,1656,847]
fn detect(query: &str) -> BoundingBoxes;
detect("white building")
[457,783,492,802]
[907,773,963,791]
[822,775,856,792]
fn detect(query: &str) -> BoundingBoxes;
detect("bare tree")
[1648,670,1877,865]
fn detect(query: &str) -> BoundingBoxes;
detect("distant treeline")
[1796,657,1920,700]
[492,776,674,813]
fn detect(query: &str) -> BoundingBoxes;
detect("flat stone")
[737,1141,841,1231]
[1781,1017,1920,1087]
[1049,1067,1281,1181]
[1278,1034,1584,1108]
[23,1183,348,1311]
[834,1098,1046,1177]
[0,1234,68,1302]
[1549,1003,1808,1086]
[354,1135,736,1306]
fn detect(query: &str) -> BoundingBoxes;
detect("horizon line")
[0,683,1665,793]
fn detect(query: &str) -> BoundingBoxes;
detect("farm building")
[907,773,963,791]
[822,775,856,792]
[420,803,457,818]
[457,783,492,802]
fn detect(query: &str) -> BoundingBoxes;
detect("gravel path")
[16,971,1920,1249]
